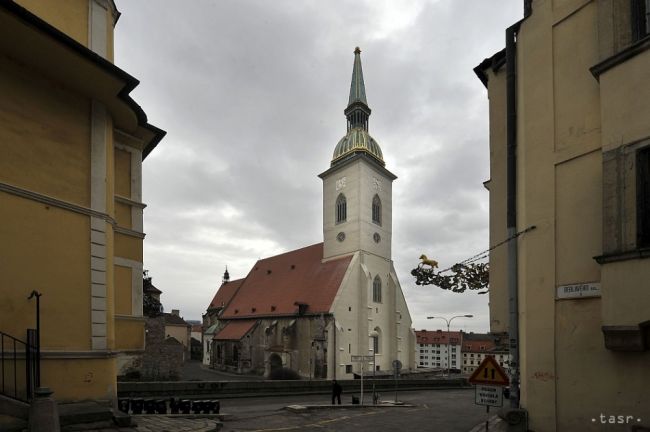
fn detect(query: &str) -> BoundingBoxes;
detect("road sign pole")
[360,362,364,406]
[486,405,490,431]
[394,370,398,403]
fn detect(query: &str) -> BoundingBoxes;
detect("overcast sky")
[114,1,522,333]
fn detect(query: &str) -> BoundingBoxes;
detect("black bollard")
[131,398,144,415]
[180,400,191,415]
[155,399,167,414]
[144,399,156,414]
[169,398,179,414]
[118,398,130,414]
[191,400,203,414]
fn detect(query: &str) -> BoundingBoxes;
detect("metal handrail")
[0,330,38,402]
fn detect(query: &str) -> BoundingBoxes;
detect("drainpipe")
[506,22,520,410]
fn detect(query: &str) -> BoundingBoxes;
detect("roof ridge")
[255,242,323,263]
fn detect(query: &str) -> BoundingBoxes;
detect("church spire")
[345,47,371,132]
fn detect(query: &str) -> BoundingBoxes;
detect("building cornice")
[115,195,147,209]
[590,35,650,80]
[0,181,116,224]
[0,1,165,158]
[318,152,397,180]
[114,226,146,239]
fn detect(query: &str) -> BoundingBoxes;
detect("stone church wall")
[117,316,184,381]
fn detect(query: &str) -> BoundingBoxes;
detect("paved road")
[121,363,489,431]
[180,361,264,382]
[219,388,487,432]
[64,388,486,432]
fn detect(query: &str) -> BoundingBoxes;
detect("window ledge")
[602,323,650,352]
[594,247,650,264]
[590,35,650,80]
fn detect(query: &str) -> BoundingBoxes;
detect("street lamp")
[427,315,473,377]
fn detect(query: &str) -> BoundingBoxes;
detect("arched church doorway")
[269,353,282,375]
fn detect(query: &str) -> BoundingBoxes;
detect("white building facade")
[416,330,462,370]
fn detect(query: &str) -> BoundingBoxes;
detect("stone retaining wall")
[118,378,470,399]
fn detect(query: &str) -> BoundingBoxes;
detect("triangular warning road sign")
[468,355,509,386]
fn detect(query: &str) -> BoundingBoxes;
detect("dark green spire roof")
[348,47,368,106]
[332,47,384,167]
[344,47,371,132]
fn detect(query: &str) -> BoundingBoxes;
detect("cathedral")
[203,48,415,379]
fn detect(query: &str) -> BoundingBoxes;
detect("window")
[372,335,380,354]
[372,194,382,225]
[336,194,347,224]
[346,364,352,374]
[637,147,650,247]
[632,0,650,41]
[372,276,382,303]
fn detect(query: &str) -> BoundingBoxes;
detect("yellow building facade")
[476,1,650,430]
[0,0,164,403]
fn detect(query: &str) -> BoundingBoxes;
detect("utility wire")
[434,225,536,274]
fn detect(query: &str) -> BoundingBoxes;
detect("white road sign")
[475,385,503,407]
[351,355,374,362]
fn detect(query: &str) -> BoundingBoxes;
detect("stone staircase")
[0,394,133,431]
[0,395,29,432]
[0,413,28,432]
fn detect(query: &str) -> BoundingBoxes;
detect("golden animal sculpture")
[419,254,438,269]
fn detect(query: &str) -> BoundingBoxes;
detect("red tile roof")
[220,243,352,319]
[213,320,257,341]
[416,330,463,345]
[462,340,496,352]
[191,324,202,333]
[208,278,245,310]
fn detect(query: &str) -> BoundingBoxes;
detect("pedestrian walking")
[331,379,342,405]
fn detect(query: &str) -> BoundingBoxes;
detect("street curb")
[132,413,232,421]
[285,403,415,412]
[468,415,505,432]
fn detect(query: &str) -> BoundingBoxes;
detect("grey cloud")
[116,0,522,328]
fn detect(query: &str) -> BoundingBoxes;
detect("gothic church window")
[370,327,381,356]
[372,194,382,225]
[336,194,347,224]
[373,275,382,303]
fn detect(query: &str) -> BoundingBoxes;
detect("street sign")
[556,282,601,299]
[392,360,402,370]
[475,385,503,407]
[351,355,374,406]
[468,356,509,386]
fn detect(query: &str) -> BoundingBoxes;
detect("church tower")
[320,47,397,261]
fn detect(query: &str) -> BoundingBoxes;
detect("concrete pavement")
[58,415,222,431]
[180,361,264,382]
